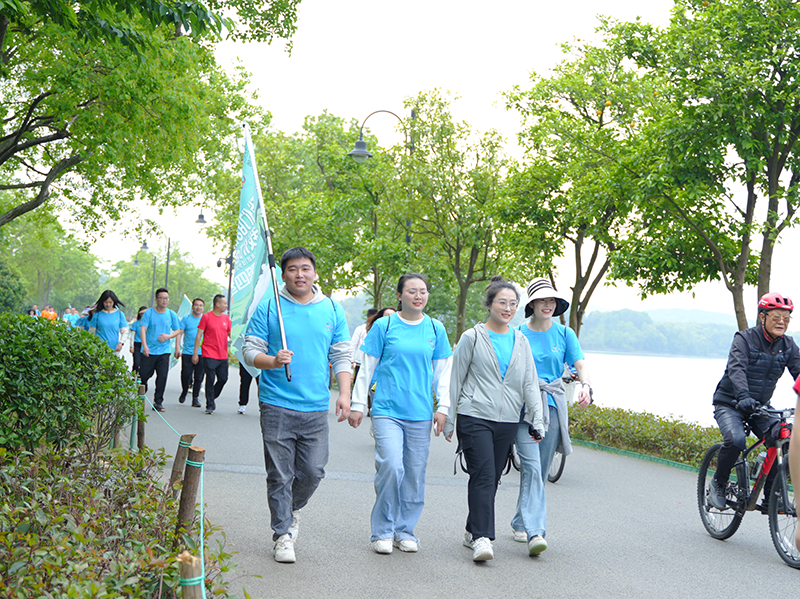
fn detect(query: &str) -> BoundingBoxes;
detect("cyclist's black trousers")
[713,405,779,483]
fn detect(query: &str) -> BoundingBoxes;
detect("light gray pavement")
[136,366,799,598]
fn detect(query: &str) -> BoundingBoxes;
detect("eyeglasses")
[404,288,428,297]
[493,300,519,309]
[767,314,792,324]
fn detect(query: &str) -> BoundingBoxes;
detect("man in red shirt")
[193,294,232,414]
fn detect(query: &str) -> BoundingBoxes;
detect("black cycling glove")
[737,398,759,414]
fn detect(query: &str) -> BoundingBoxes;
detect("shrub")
[0,313,140,457]
[569,404,723,467]
[0,446,238,598]
[0,260,26,314]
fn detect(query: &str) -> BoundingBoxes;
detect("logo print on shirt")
[429,338,436,350]
[551,344,560,353]
[325,321,333,333]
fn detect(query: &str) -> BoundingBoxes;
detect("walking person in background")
[243,247,352,564]
[88,290,128,356]
[708,293,800,511]
[349,273,453,555]
[237,366,259,415]
[362,307,396,417]
[446,276,544,562]
[129,306,147,375]
[512,277,592,556]
[194,294,232,415]
[177,298,205,408]
[140,288,181,413]
[351,308,378,384]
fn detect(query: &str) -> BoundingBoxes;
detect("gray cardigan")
[445,323,543,438]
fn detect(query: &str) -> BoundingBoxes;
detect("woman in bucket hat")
[511,277,593,556]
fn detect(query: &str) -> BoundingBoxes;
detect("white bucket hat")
[523,277,569,318]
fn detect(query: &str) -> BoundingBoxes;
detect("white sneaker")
[472,537,494,562]
[463,531,474,549]
[528,534,547,556]
[372,539,393,554]
[393,538,419,553]
[513,529,527,543]
[288,509,300,541]
[273,534,295,563]
[237,405,246,414]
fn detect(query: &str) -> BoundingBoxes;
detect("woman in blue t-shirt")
[128,306,147,373]
[512,277,593,556]
[349,273,453,555]
[88,290,128,355]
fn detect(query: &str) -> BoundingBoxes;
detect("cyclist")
[709,292,800,510]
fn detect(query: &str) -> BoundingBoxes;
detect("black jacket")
[713,325,800,410]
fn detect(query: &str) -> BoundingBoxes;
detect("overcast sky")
[90,0,800,325]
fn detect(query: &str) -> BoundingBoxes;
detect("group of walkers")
[242,246,592,564]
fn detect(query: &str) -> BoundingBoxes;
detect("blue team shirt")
[88,310,127,350]
[140,308,181,355]
[246,294,350,412]
[488,328,515,379]
[362,315,453,421]
[129,319,143,343]
[519,322,584,406]
[180,314,202,356]
[63,313,79,328]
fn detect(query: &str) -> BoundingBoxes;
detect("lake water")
[585,351,798,427]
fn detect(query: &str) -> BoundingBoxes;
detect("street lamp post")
[217,254,233,314]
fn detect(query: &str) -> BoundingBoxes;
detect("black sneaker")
[153,404,165,413]
[191,399,201,408]
[708,477,727,510]
[178,393,187,404]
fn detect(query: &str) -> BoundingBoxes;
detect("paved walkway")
[137,366,799,598]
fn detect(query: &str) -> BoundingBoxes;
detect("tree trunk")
[455,280,469,342]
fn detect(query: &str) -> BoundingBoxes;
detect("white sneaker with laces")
[237,405,246,414]
[273,534,295,563]
[513,529,527,543]
[463,531,474,549]
[528,534,547,556]
[288,509,300,541]
[472,537,494,562]
[393,538,419,552]
[372,539,393,554]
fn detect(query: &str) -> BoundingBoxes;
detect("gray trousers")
[259,402,329,540]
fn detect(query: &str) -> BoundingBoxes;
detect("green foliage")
[0,313,139,455]
[570,404,723,467]
[579,309,737,357]
[0,259,26,313]
[0,446,239,598]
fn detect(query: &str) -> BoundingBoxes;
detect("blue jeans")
[371,416,432,543]
[259,402,329,541]
[511,405,560,539]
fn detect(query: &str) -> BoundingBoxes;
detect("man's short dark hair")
[213,294,225,307]
[280,247,316,272]
[192,298,205,306]
[366,308,378,318]
[155,288,169,298]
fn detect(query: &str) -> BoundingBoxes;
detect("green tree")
[609,0,800,329]
[0,259,26,313]
[0,1,298,230]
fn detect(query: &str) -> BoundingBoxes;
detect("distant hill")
[644,308,740,327]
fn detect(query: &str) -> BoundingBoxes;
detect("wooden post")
[175,445,206,542]
[137,384,146,450]
[169,433,197,499]
[129,413,137,451]
[177,550,204,599]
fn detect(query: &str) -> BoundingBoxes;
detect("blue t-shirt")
[140,308,181,355]
[63,313,79,327]
[88,310,127,350]
[488,328,515,379]
[246,294,350,412]
[519,322,584,406]
[129,320,143,343]
[362,315,453,421]
[180,314,202,356]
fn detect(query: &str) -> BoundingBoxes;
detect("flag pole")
[242,123,291,381]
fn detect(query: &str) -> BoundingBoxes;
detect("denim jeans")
[371,416,432,543]
[511,404,560,539]
[259,402,329,541]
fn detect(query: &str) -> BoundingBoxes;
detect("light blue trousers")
[370,416,432,543]
[511,405,560,539]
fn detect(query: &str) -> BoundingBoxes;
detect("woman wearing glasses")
[513,277,593,556]
[445,276,543,562]
[349,273,453,555]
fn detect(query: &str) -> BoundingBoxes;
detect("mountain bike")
[697,406,797,568]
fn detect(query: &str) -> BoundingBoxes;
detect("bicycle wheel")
[697,442,744,540]
[548,451,566,483]
[768,461,800,568]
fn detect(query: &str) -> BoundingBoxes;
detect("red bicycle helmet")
[757,292,794,314]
